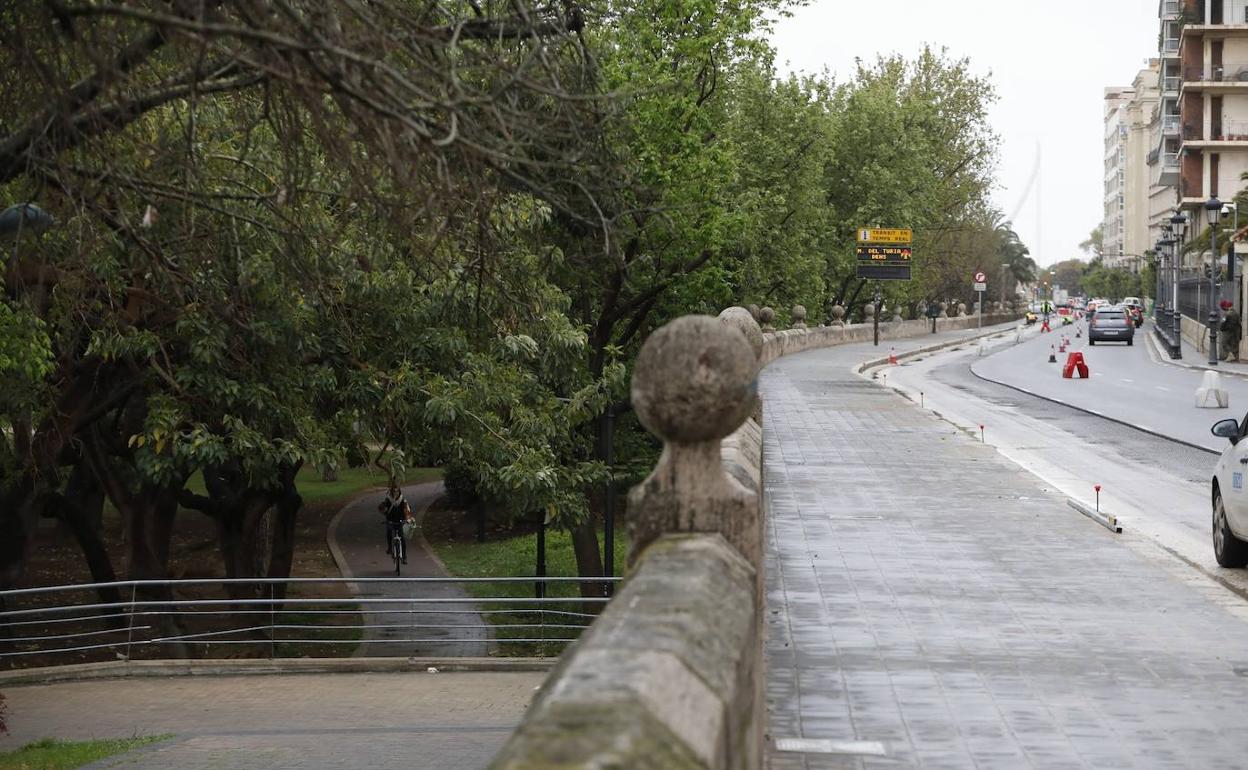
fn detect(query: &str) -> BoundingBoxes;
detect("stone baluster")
[790,305,807,330]
[829,304,846,327]
[758,306,776,333]
[627,315,761,575]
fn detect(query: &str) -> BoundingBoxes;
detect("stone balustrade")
[489,306,1019,770]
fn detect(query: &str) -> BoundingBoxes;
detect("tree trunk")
[56,464,123,626]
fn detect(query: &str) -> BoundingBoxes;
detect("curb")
[967,357,1220,457]
[0,656,554,687]
[1067,498,1122,534]
[856,322,1024,375]
[1143,320,1248,381]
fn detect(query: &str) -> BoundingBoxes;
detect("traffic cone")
[888,347,897,365]
[1058,340,1066,353]
[1075,327,1082,338]
[1048,345,1057,363]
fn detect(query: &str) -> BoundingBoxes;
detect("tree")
[1079,226,1104,259]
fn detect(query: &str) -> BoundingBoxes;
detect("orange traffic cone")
[1048,345,1057,363]
[888,347,898,365]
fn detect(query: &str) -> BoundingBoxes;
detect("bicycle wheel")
[393,535,402,576]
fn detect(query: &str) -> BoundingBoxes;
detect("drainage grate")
[774,738,887,756]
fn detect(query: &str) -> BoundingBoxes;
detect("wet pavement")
[761,336,1248,769]
[329,481,491,657]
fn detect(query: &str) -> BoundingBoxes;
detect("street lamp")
[1206,197,1223,364]
[1171,211,1188,359]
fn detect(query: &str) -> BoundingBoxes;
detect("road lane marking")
[1156,386,1170,391]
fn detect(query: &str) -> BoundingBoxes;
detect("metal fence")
[0,576,619,667]
[1176,275,1237,322]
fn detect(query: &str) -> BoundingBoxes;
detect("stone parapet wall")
[488,536,758,770]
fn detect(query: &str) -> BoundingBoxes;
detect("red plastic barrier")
[1062,351,1089,379]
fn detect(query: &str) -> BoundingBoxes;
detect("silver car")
[1087,306,1134,346]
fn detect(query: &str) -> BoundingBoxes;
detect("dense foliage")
[0,1,1019,592]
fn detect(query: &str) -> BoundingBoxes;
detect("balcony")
[1162,113,1181,133]
[1162,37,1180,54]
[1181,64,1248,92]
[1186,119,1248,143]
[1161,0,1180,17]
[1163,75,1181,92]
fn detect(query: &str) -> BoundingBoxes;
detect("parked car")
[1211,415,1248,566]
[1087,306,1134,345]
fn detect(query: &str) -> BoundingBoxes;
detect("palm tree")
[990,213,1035,305]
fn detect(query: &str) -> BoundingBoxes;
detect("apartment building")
[1104,88,1130,263]
[1174,0,1248,228]
[1103,63,1159,272]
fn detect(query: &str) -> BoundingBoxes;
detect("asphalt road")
[972,320,1248,452]
[880,327,1248,601]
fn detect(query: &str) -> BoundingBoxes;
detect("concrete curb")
[855,322,1024,375]
[1143,320,1248,381]
[967,356,1220,457]
[1067,498,1122,534]
[0,656,554,687]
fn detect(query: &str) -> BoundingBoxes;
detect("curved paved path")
[328,481,491,657]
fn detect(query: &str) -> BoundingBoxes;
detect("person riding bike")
[379,484,409,564]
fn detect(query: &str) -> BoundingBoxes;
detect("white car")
[1212,416,1248,566]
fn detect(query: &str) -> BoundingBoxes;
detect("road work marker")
[1196,370,1230,408]
[1095,484,1101,511]
[1067,495,1121,534]
[888,347,897,365]
[1048,345,1057,363]
[979,424,984,443]
[1062,351,1089,379]
[920,391,924,408]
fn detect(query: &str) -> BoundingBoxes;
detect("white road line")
[1122,379,1134,383]
[1156,386,1170,391]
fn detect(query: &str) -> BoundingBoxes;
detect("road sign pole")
[978,290,983,329]
[873,283,881,346]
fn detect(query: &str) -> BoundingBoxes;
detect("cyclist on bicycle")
[379,484,409,564]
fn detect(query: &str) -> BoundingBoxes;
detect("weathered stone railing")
[489,306,1019,770]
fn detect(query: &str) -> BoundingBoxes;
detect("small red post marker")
[979,424,985,443]
[1094,484,1102,512]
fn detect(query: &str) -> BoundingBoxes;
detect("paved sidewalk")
[329,482,491,657]
[0,671,542,769]
[1148,319,1248,378]
[761,338,1248,769]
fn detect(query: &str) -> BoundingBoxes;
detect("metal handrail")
[1,576,621,665]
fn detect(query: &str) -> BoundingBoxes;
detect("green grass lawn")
[0,736,170,769]
[430,524,628,656]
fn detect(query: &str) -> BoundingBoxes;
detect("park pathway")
[329,481,491,657]
[761,333,1248,768]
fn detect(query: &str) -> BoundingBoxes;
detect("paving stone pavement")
[762,338,1248,769]
[0,671,543,769]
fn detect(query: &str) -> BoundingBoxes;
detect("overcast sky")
[770,0,1160,268]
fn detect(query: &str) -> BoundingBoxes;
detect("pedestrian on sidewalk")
[1220,300,1241,362]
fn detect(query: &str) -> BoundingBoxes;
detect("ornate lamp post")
[1171,211,1188,359]
[1206,197,1223,365]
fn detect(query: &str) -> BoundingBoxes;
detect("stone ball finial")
[746,303,761,322]
[790,304,807,329]
[830,304,846,327]
[758,306,776,332]
[632,315,757,444]
[863,302,876,319]
[717,306,764,361]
